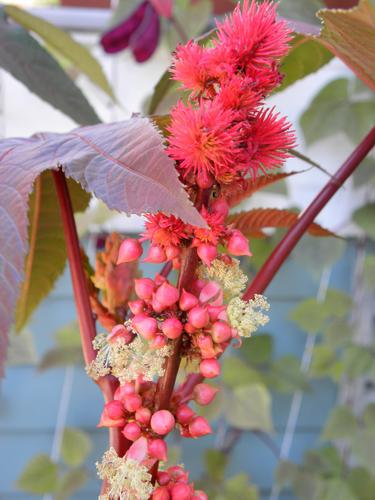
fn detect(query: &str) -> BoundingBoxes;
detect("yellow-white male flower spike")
[198,258,248,300]
[227,294,270,337]
[97,447,153,500]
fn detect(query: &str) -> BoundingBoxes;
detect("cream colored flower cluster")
[227,294,270,337]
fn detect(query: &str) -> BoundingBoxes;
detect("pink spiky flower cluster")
[94,2,294,499]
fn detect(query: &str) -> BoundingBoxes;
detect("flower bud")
[157,471,170,486]
[124,393,142,413]
[227,230,252,256]
[134,278,155,300]
[148,438,168,461]
[144,244,167,263]
[197,243,217,266]
[167,465,188,482]
[161,317,183,339]
[193,383,219,406]
[193,491,208,500]
[179,289,199,311]
[199,281,222,305]
[165,245,180,260]
[211,198,229,220]
[135,406,151,425]
[152,486,171,500]
[122,422,142,441]
[107,324,132,344]
[151,410,175,435]
[114,382,135,402]
[117,238,143,263]
[176,404,195,425]
[199,358,220,378]
[105,400,124,420]
[211,321,232,343]
[132,314,158,340]
[171,482,194,499]
[188,306,210,329]
[151,334,168,349]
[128,299,145,315]
[155,282,179,308]
[189,416,212,438]
[207,305,226,322]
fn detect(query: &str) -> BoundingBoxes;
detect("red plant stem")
[243,125,375,300]
[52,170,126,456]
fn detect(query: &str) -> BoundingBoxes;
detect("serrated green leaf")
[205,449,228,482]
[353,203,375,240]
[300,78,375,145]
[225,383,273,432]
[315,478,356,500]
[321,406,357,441]
[15,173,90,331]
[310,345,343,381]
[55,467,88,500]
[351,429,375,474]
[221,473,258,500]
[4,5,115,100]
[277,0,323,25]
[347,467,375,500]
[240,334,274,365]
[38,346,83,371]
[0,13,99,125]
[268,355,310,393]
[148,70,177,115]
[17,454,58,494]
[277,34,333,93]
[341,344,374,379]
[321,318,353,348]
[222,356,264,388]
[61,428,92,467]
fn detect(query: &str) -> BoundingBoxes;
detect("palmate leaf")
[0,117,204,375]
[227,208,335,238]
[0,9,99,126]
[15,173,90,332]
[4,5,115,101]
[317,0,375,92]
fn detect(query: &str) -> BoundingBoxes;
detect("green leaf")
[341,344,374,379]
[61,428,92,467]
[240,334,274,365]
[204,449,228,482]
[321,406,357,441]
[353,203,375,240]
[225,383,273,432]
[347,467,375,500]
[352,157,375,188]
[275,460,299,487]
[277,34,333,93]
[351,429,375,475]
[300,78,375,145]
[268,355,310,393]
[38,346,83,370]
[363,403,375,429]
[55,467,88,500]
[310,345,343,381]
[277,0,323,25]
[17,454,58,494]
[148,70,177,115]
[15,173,90,331]
[315,478,356,500]
[55,321,81,348]
[0,12,100,125]
[4,5,115,100]
[222,356,264,388]
[321,318,353,348]
[221,473,258,500]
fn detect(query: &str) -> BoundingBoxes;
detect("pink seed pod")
[199,281,222,305]
[135,406,151,425]
[105,400,124,420]
[107,324,132,344]
[132,315,158,340]
[210,197,229,220]
[151,334,168,349]
[151,410,175,435]
[162,317,183,339]
[148,438,168,461]
[176,404,195,425]
[170,482,194,500]
[152,486,171,500]
[179,289,199,311]
[122,422,142,441]
[155,282,180,308]
[165,245,180,260]
[227,230,252,256]
[128,299,145,315]
[197,243,217,266]
[117,238,143,263]
[124,393,142,413]
[211,321,232,343]
[193,383,219,406]
[193,491,208,500]
[189,416,212,438]
[144,244,167,263]
[167,465,189,482]
[200,358,221,378]
[207,305,226,322]
[134,278,155,300]
[157,471,170,486]
[188,306,210,329]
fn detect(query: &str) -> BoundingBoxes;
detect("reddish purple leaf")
[0,116,204,375]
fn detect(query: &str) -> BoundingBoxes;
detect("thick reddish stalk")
[243,126,375,300]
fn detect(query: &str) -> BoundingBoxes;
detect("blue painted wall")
[0,247,354,499]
